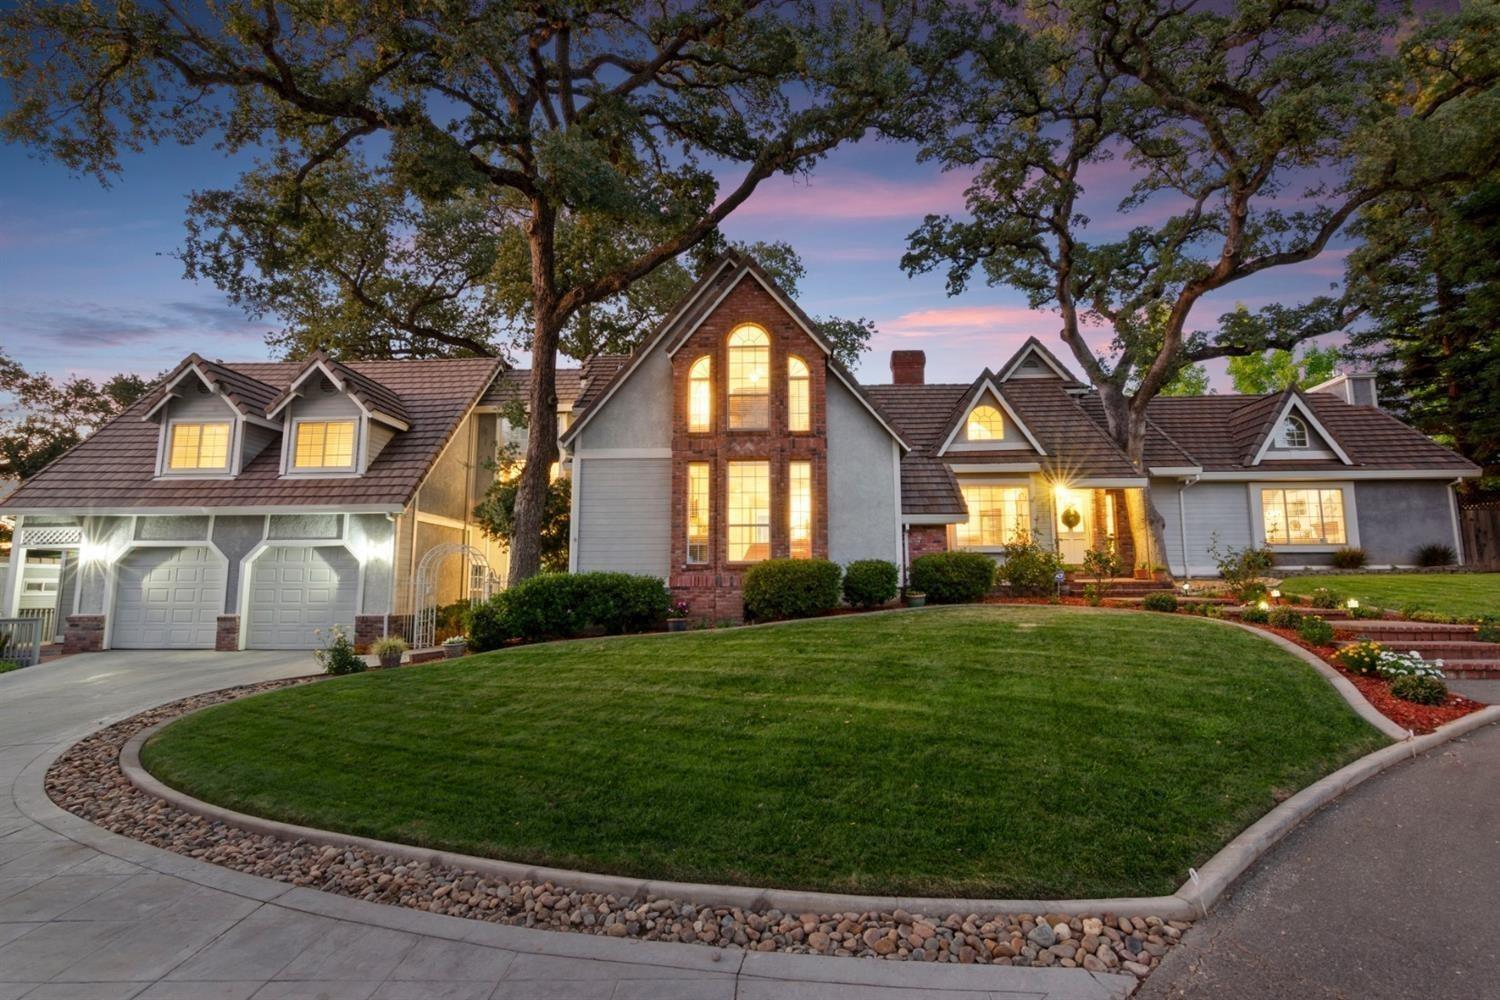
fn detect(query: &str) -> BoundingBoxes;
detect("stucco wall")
[212,515,266,613]
[826,377,900,565]
[1354,480,1460,567]
[415,414,473,520]
[76,516,131,614]
[135,516,210,541]
[572,349,673,452]
[349,513,396,613]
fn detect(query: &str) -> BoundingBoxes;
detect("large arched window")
[1280,415,1309,448]
[688,355,712,432]
[966,404,1004,441]
[727,325,770,429]
[787,356,810,432]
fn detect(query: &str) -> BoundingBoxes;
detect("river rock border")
[46,678,1186,978]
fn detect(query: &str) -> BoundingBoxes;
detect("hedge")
[466,572,669,650]
[842,559,899,609]
[909,551,996,604]
[742,558,842,622]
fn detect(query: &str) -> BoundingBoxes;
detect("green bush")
[1403,606,1456,624]
[1240,606,1270,624]
[1142,592,1178,613]
[0,659,20,675]
[910,551,997,604]
[1082,583,1103,607]
[579,573,670,634]
[1299,616,1336,646]
[1267,606,1304,629]
[1081,546,1126,599]
[1333,640,1383,677]
[1208,536,1275,602]
[1331,547,1368,569]
[842,559,899,609]
[1477,618,1500,644]
[1414,543,1456,568]
[1351,603,1384,620]
[467,572,669,648]
[315,625,366,675]
[742,559,842,622]
[1389,674,1447,706]
[1306,586,1343,609]
[997,536,1063,597]
[466,598,513,652]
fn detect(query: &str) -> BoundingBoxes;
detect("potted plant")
[667,599,691,632]
[906,590,927,608]
[370,635,408,669]
[441,634,469,659]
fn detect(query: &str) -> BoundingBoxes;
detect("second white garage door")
[246,545,359,649]
[112,546,226,649]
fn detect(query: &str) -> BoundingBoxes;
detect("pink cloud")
[735,168,974,221]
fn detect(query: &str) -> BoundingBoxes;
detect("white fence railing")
[0,618,44,668]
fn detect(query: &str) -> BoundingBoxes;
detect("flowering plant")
[1334,640,1444,679]
[667,599,692,619]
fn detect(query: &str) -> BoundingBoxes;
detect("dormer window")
[292,419,357,471]
[966,404,1004,441]
[167,422,231,471]
[1280,416,1309,448]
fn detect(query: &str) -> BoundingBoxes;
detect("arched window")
[966,404,1004,441]
[1281,415,1309,448]
[688,355,712,432]
[727,325,770,429]
[787,356,810,432]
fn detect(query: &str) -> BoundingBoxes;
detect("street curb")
[121,692,1500,923]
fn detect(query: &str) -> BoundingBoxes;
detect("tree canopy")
[1227,344,1341,395]
[0,348,152,480]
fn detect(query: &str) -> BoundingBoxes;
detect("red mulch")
[1259,625,1486,734]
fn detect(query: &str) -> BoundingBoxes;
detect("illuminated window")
[293,420,356,469]
[167,422,231,471]
[688,355,712,433]
[727,461,770,562]
[1280,416,1310,448]
[788,356,810,432]
[686,462,710,564]
[789,461,812,559]
[966,404,1004,441]
[727,325,770,429]
[1261,488,1346,545]
[953,485,1030,548]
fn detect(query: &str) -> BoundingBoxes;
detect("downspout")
[901,523,911,590]
[1178,476,1200,580]
[383,512,397,639]
[1448,478,1466,567]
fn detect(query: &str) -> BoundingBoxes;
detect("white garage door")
[112,547,226,649]
[246,545,359,649]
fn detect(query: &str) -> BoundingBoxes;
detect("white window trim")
[1250,396,1352,466]
[284,416,361,476]
[937,381,1045,456]
[951,482,1033,551]
[1248,481,1360,552]
[157,418,237,478]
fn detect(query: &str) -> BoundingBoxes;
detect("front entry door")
[1054,486,1092,564]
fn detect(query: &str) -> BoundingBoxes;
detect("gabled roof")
[140,354,280,426]
[264,351,411,429]
[996,336,1086,387]
[1,357,502,513]
[933,371,1047,456]
[559,251,909,451]
[1243,386,1352,466]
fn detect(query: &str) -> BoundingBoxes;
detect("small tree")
[1081,545,1126,605]
[0,348,151,479]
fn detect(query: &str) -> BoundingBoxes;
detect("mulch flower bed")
[46,680,1188,977]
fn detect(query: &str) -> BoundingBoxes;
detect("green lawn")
[1280,573,1500,618]
[143,606,1383,899]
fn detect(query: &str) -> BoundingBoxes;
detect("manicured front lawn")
[1280,572,1500,618]
[143,606,1383,899]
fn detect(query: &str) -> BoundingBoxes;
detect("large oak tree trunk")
[508,203,562,584]
[1095,384,1172,577]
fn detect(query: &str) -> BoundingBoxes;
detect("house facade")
[0,251,1480,648]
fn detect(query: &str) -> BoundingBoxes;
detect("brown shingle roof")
[140,354,281,421]
[2,356,502,512]
[480,367,585,411]
[263,351,412,426]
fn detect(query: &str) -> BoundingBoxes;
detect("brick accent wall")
[667,278,830,622]
[63,614,105,654]
[906,526,950,563]
[215,615,240,652]
[354,614,411,652]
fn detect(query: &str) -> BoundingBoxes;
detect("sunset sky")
[0,131,1351,391]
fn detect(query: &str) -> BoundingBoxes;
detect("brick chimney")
[891,350,926,385]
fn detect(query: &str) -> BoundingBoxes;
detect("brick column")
[63,615,105,654]
[215,615,240,652]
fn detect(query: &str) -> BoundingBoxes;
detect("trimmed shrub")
[1331,547,1368,569]
[1390,674,1447,706]
[466,598,512,652]
[842,559,899,609]
[467,572,669,649]
[997,537,1063,597]
[910,551,997,604]
[1240,605,1270,624]
[1306,586,1343,609]
[1414,543,1457,568]
[1142,592,1178,613]
[1299,616,1336,646]
[1267,606,1304,629]
[579,573,670,634]
[742,559,842,622]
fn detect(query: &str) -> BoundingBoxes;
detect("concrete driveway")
[0,650,1130,1000]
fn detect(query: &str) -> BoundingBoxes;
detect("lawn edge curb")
[120,692,1500,923]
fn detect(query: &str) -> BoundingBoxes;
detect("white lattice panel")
[20,526,82,547]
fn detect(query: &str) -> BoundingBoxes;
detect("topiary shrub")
[1414,543,1456,567]
[579,573,670,634]
[910,551,997,604]
[1267,606,1304,629]
[1306,586,1343,609]
[997,536,1063,597]
[1299,616,1336,646]
[842,559,899,609]
[742,558,842,622]
[1141,592,1178,613]
[1240,605,1270,624]
[1389,674,1447,705]
[1331,547,1368,569]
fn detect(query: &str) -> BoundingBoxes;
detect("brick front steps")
[1332,620,1500,679]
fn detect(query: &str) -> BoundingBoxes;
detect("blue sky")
[0,133,1350,390]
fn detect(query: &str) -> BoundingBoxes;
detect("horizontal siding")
[1180,482,1252,575]
[575,457,671,579]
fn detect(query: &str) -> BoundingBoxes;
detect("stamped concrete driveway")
[0,650,1133,1000]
